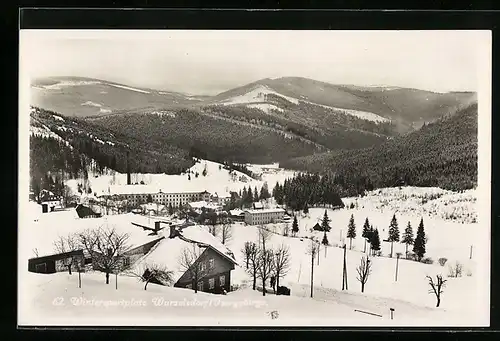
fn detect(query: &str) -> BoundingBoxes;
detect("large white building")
[99,185,210,208]
[244,208,285,225]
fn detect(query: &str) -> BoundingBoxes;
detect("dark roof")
[28,250,84,262]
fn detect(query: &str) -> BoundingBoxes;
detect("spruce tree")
[371,229,381,256]
[347,214,356,250]
[413,218,426,261]
[303,203,309,215]
[388,214,400,258]
[362,217,371,253]
[321,230,329,246]
[402,221,414,259]
[321,210,331,232]
[254,186,259,202]
[248,187,253,204]
[292,215,299,236]
[168,203,174,216]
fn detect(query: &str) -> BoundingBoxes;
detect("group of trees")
[225,183,271,210]
[241,228,291,296]
[273,173,345,211]
[357,215,427,261]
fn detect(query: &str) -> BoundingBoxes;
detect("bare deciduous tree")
[178,244,209,293]
[241,241,255,270]
[427,274,447,307]
[258,248,275,296]
[78,226,131,284]
[307,238,319,298]
[244,242,260,290]
[220,219,233,245]
[53,233,81,275]
[257,227,274,296]
[282,223,290,237]
[272,243,291,292]
[127,262,174,291]
[356,256,372,293]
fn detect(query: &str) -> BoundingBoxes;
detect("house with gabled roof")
[130,224,237,294]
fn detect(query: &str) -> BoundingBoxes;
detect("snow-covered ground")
[19,183,488,326]
[221,85,299,106]
[247,103,284,114]
[66,159,296,199]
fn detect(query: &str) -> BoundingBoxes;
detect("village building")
[28,250,86,274]
[75,204,102,218]
[131,224,237,294]
[244,208,285,225]
[98,185,212,209]
[38,190,63,213]
[229,209,245,221]
[252,202,264,210]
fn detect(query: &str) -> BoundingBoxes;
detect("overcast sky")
[20,30,489,95]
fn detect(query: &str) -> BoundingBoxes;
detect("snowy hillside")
[344,187,478,224]
[218,84,389,123]
[66,159,296,199]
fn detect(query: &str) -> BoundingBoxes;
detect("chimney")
[169,225,178,239]
[154,221,161,232]
[126,151,131,185]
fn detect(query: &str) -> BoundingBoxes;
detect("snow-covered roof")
[130,225,237,283]
[229,209,245,216]
[188,201,221,210]
[102,185,206,196]
[244,208,285,214]
[140,203,166,212]
[22,203,167,260]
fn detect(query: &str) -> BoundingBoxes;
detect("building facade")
[100,189,211,208]
[244,208,285,225]
[174,246,236,294]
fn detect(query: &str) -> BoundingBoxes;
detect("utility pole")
[342,244,348,290]
[470,245,473,259]
[395,253,400,282]
[310,244,315,298]
[317,242,320,266]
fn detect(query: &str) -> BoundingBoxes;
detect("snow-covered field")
[19,181,488,326]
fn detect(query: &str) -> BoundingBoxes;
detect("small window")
[220,275,225,286]
[209,258,215,269]
[198,281,204,291]
[209,278,215,289]
[35,263,47,273]
[201,262,207,272]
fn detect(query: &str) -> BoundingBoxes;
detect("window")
[220,275,225,287]
[209,258,215,269]
[201,262,207,272]
[35,263,47,273]
[209,278,215,289]
[198,281,204,292]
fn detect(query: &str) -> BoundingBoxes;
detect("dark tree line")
[272,173,345,211]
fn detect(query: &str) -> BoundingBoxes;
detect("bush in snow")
[421,257,434,265]
[447,261,464,278]
[438,257,448,266]
[466,268,473,277]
